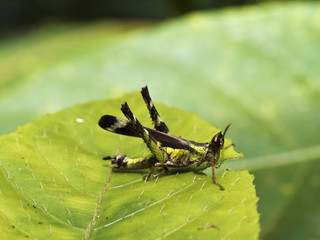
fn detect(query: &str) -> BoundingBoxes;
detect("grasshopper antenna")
[223,122,232,138]
[222,122,235,149]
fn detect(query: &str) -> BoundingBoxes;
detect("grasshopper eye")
[220,137,224,147]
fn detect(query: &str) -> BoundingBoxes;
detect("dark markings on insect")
[98,86,235,190]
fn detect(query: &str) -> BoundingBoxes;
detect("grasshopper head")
[208,123,232,167]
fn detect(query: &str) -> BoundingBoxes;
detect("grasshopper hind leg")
[121,102,169,181]
[141,86,169,133]
[121,102,166,163]
[143,166,168,181]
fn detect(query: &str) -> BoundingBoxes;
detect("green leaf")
[2,2,320,239]
[0,92,259,239]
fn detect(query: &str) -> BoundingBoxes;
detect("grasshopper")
[98,86,236,190]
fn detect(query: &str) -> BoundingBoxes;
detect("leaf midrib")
[228,144,320,171]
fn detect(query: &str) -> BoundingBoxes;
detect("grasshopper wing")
[99,115,196,151]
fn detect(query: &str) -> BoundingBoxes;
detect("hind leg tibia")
[141,86,169,133]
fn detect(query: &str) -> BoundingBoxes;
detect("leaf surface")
[0,92,259,239]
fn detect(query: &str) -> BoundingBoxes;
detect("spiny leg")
[151,161,188,178]
[144,162,182,179]
[153,167,168,178]
[143,165,169,180]
[121,102,166,180]
[141,86,169,133]
[141,86,171,175]
[223,143,235,150]
[201,150,225,190]
[211,160,224,191]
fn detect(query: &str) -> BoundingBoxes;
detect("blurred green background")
[1,1,320,239]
